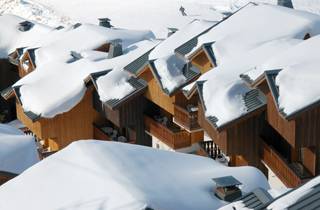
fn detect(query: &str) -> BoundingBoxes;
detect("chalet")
[122,19,219,152]
[177,4,320,172]
[1,24,155,152]
[0,140,270,210]
[240,36,320,187]
[86,40,159,146]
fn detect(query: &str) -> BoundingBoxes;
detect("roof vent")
[107,39,123,58]
[55,26,64,30]
[99,18,112,28]
[73,23,82,29]
[67,51,83,63]
[18,21,34,32]
[167,27,178,37]
[212,176,242,202]
[278,0,294,8]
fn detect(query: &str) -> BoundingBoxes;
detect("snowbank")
[0,140,269,210]
[0,124,38,174]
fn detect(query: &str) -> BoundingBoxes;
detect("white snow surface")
[0,124,39,174]
[0,14,53,58]
[149,19,216,59]
[15,39,158,118]
[267,176,320,210]
[0,140,269,210]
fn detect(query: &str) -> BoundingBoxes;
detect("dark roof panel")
[124,51,150,75]
[212,176,242,187]
[234,188,273,210]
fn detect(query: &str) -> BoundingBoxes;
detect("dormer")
[19,48,37,77]
[212,176,242,202]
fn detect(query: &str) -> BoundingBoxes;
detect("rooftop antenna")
[179,6,187,16]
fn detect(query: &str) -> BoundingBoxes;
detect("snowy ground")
[1,0,320,38]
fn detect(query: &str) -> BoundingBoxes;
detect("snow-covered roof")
[192,4,320,127]
[13,39,158,118]
[267,176,320,210]
[0,140,269,210]
[0,124,39,174]
[191,4,320,63]
[30,23,155,66]
[257,35,320,117]
[0,14,53,58]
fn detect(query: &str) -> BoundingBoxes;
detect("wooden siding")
[139,67,175,114]
[174,104,201,131]
[17,87,101,150]
[144,115,192,149]
[266,93,296,147]
[226,114,264,167]
[198,104,228,152]
[262,142,305,188]
[190,50,213,74]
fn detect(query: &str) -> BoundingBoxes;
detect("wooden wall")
[198,104,228,152]
[190,50,214,74]
[139,67,176,114]
[17,87,101,151]
[266,93,296,147]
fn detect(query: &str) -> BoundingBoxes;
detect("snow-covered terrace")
[0,124,39,174]
[189,4,320,127]
[0,140,269,210]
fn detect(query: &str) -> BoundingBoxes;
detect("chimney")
[107,39,123,58]
[167,28,178,37]
[212,176,242,202]
[278,0,294,8]
[99,18,112,28]
[18,21,34,32]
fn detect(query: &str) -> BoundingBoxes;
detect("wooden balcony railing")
[144,115,191,149]
[174,104,201,131]
[262,142,312,188]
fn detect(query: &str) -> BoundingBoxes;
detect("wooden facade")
[16,87,102,151]
[198,103,266,172]
[0,59,19,122]
[92,90,151,146]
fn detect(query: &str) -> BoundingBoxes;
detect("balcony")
[144,115,192,149]
[93,123,136,144]
[262,142,312,187]
[174,104,201,132]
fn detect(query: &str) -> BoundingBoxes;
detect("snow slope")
[0,124,39,174]
[0,140,269,210]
